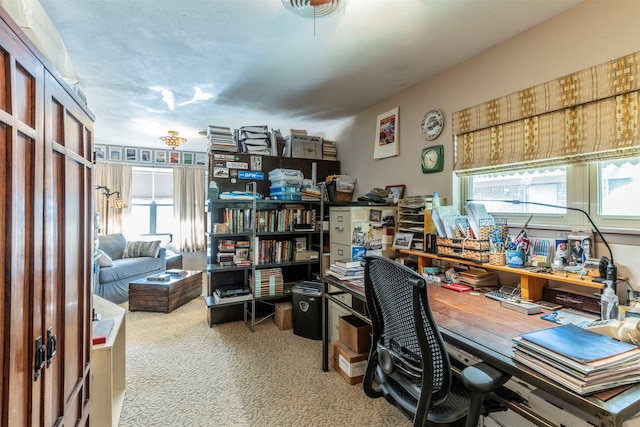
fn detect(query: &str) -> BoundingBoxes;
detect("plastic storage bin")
[291,281,323,340]
[268,168,304,183]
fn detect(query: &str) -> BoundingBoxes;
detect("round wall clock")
[420,109,444,141]
[421,145,444,173]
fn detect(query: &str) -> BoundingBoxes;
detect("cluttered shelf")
[399,249,605,302]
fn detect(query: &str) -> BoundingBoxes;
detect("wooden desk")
[321,276,640,427]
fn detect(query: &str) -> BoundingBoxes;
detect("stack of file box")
[268,168,303,200]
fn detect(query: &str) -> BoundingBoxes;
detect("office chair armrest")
[461,362,510,394]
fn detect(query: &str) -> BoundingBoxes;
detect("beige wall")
[326,0,640,289]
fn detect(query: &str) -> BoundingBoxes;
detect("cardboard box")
[274,301,293,330]
[331,340,368,384]
[339,315,371,353]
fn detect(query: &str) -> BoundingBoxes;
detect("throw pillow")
[96,249,113,267]
[123,240,161,258]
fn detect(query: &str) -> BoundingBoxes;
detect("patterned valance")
[453,51,640,174]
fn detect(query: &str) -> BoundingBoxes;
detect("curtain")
[453,51,640,175]
[173,167,206,252]
[94,162,132,235]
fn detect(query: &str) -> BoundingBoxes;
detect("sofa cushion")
[123,240,161,258]
[99,234,127,260]
[98,257,164,284]
[96,249,113,267]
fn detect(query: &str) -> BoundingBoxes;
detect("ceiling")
[37,0,582,153]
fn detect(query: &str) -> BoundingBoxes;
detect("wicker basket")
[489,252,506,266]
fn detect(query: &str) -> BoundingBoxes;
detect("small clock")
[421,145,444,173]
[420,109,444,141]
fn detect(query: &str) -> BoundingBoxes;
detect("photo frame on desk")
[385,184,405,203]
[392,232,413,250]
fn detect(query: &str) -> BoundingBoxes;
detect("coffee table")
[129,270,202,313]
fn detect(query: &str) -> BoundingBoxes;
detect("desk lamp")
[467,199,617,284]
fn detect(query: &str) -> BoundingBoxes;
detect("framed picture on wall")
[195,152,207,166]
[392,232,413,250]
[124,147,138,162]
[374,107,400,159]
[182,152,194,165]
[169,151,181,165]
[95,145,106,160]
[154,150,167,164]
[108,146,122,161]
[140,149,152,163]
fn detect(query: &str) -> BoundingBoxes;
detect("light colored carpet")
[118,290,410,427]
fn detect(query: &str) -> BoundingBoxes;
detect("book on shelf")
[215,286,251,298]
[165,269,187,277]
[213,292,252,304]
[334,259,362,269]
[147,273,171,282]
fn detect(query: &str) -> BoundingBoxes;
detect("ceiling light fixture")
[160,130,186,150]
[281,0,343,35]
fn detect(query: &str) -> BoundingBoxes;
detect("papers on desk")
[513,324,640,395]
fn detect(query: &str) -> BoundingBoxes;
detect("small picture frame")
[124,147,138,162]
[140,148,152,164]
[392,232,413,250]
[169,151,181,165]
[154,150,167,164]
[182,152,194,166]
[195,152,207,166]
[385,184,405,203]
[108,146,122,161]
[95,145,106,160]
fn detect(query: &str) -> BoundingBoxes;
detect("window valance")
[453,51,640,175]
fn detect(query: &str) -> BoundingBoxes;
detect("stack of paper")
[322,139,337,161]
[250,268,284,297]
[513,324,640,395]
[207,125,237,152]
[238,125,271,155]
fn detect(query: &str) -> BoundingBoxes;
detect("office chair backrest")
[363,256,452,407]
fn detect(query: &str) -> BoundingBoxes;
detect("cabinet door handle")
[46,327,57,367]
[334,226,344,232]
[34,336,45,381]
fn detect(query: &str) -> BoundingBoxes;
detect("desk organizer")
[436,237,490,263]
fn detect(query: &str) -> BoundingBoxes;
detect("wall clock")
[421,145,444,173]
[420,109,444,141]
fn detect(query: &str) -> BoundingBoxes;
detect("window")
[461,156,640,231]
[124,167,173,238]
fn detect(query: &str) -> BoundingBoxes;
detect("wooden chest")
[129,271,202,313]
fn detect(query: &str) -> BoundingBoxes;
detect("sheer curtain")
[173,167,206,252]
[94,162,132,235]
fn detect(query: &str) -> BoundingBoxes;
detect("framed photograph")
[392,232,413,250]
[182,152,194,166]
[154,149,167,164]
[95,145,106,160]
[374,107,400,159]
[124,147,138,162]
[169,151,181,165]
[385,184,405,203]
[108,146,122,161]
[195,152,207,166]
[140,148,152,163]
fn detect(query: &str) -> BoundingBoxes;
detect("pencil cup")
[506,250,526,268]
[489,252,506,266]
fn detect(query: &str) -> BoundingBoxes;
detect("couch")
[94,234,167,304]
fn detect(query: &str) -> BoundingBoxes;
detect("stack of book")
[213,285,252,304]
[234,241,251,267]
[207,125,237,152]
[217,240,236,267]
[250,268,284,297]
[457,267,499,289]
[513,324,640,395]
[325,259,364,289]
[165,269,188,278]
[147,273,171,282]
[237,125,271,155]
[322,139,337,161]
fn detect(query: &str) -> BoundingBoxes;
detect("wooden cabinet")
[90,296,126,427]
[1,9,94,426]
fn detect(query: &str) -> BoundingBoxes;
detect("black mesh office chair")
[362,256,510,427]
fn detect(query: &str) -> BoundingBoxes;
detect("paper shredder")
[291,281,323,340]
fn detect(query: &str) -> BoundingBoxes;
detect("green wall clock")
[421,145,444,173]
